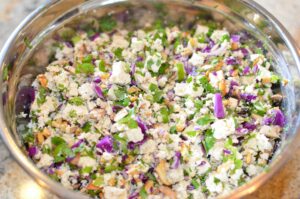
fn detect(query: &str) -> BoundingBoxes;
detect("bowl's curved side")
[0,0,299,199]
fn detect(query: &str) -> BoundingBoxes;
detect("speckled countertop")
[0,1,299,199]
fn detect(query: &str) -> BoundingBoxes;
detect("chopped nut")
[271,94,283,103]
[219,80,227,96]
[100,73,110,80]
[145,180,154,193]
[246,153,252,164]
[181,48,192,56]
[36,132,44,145]
[130,96,138,102]
[86,183,101,191]
[155,160,171,185]
[127,86,140,94]
[159,186,177,199]
[189,38,197,48]
[176,123,185,132]
[38,75,48,88]
[231,42,239,50]
[262,77,271,84]
[42,128,51,138]
[108,178,116,186]
[70,153,81,165]
[215,61,223,71]
[232,69,239,77]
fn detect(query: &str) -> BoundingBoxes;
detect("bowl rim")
[0,0,299,198]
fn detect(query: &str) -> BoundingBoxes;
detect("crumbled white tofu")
[140,139,157,154]
[212,118,235,139]
[103,186,127,199]
[145,52,162,73]
[78,83,96,100]
[114,108,128,121]
[77,156,97,170]
[174,82,204,97]
[111,35,129,49]
[109,61,131,85]
[167,168,184,184]
[37,154,54,168]
[209,70,225,88]
[125,128,144,143]
[189,53,204,67]
[131,37,145,52]
[206,174,223,194]
[211,30,229,41]
[195,25,209,35]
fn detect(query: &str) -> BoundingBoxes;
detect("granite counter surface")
[0,0,299,199]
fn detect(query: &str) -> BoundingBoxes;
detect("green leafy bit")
[51,136,66,146]
[75,63,95,75]
[98,60,106,72]
[252,102,267,116]
[93,176,104,187]
[170,126,177,134]
[176,62,186,82]
[52,138,73,163]
[114,48,123,60]
[139,186,148,199]
[199,76,215,93]
[114,87,130,107]
[69,110,77,118]
[82,122,92,132]
[196,114,215,126]
[191,178,200,189]
[69,97,84,106]
[186,131,198,137]
[220,34,230,43]
[71,35,81,45]
[37,87,47,105]
[203,129,215,152]
[119,114,138,129]
[160,107,170,123]
[81,166,93,174]
[82,54,93,63]
[99,15,117,32]
[149,83,163,103]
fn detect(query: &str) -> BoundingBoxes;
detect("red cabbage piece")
[93,76,101,83]
[264,109,285,127]
[223,149,231,155]
[231,34,240,42]
[214,93,225,119]
[240,48,249,57]
[28,146,38,157]
[171,151,181,169]
[243,66,250,75]
[136,117,148,134]
[93,83,105,99]
[240,93,257,102]
[90,33,100,41]
[130,63,136,76]
[226,57,238,66]
[242,122,256,131]
[96,136,113,152]
[71,139,84,149]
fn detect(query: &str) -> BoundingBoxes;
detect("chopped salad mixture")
[20,12,286,199]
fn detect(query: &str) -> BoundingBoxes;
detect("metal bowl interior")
[0,0,299,198]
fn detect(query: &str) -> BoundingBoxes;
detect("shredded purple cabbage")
[28,146,38,157]
[242,122,256,131]
[243,66,250,75]
[240,93,257,102]
[231,34,240,43]
[226,57,238,66]
[90,33,100,41]
[93,76,101,83]
[223,149,231,155]
[93,84,105,99]
[96,136,113,152]
[264,109,285,127]
[171,151,181,169]
[214,93,225,119]
[71,139,84,149]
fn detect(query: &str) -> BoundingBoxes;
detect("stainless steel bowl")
[0,0,299,198]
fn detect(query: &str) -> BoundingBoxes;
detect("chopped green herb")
[203,129,215,152]
[160,107,170,123]
[119,114,138,129]
[176,62,186,82]
[99,15,117,32]
[199,76,215,93]
[93,176,104,186]
[98,60,106,72]
[114,48,123,60]
[139,186,148,199]
[69,97,84,106]
[149,83,163,103]
[75,63,95,75]
[82,122,92,132]
[37,87,47,105]
[196,114,215,126]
